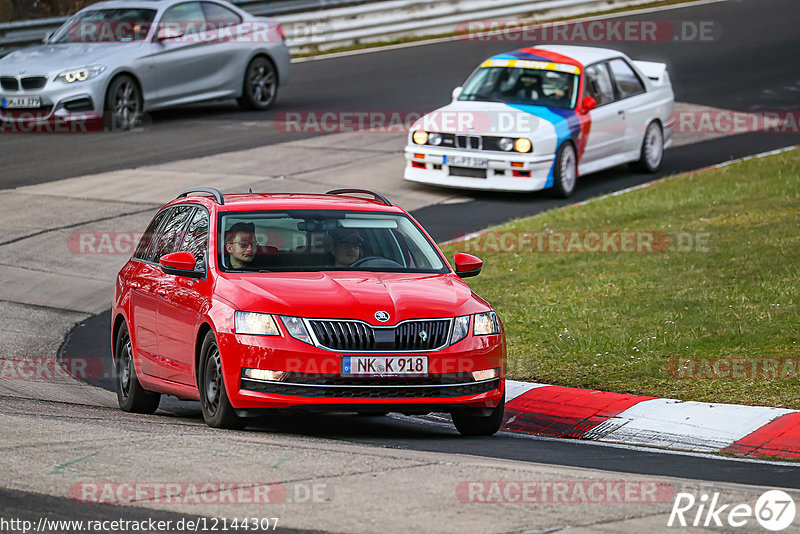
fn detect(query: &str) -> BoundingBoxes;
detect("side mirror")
[451,86,463,101]
[43,32,53,43]
[581,96,597,113]
[160,251,202,278]
[454,252,483,278]
[156,26,184,41]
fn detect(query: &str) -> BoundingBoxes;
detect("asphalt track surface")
[14,0,800,510]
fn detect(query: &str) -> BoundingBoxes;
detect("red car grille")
[309,319,451,351]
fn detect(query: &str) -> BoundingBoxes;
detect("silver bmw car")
[0,0,290,130]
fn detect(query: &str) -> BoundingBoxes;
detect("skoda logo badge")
[374,311,390,323]
[419,330,428,341]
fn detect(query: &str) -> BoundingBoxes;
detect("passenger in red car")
[327,228,364,266]
[225,222,257,269]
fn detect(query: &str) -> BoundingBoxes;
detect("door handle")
[129,281,141,289]
[617,110,625,116]
[156,289,167,296]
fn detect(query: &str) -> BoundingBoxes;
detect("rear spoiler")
[633,60,669,86]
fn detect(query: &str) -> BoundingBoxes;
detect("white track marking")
[588,398,797,452]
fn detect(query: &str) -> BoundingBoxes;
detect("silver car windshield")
[49,9,157,43]
[219,211,449,273]
[459,67,579,110]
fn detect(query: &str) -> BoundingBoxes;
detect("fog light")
[243,368,286,382]
[471,368,500,381]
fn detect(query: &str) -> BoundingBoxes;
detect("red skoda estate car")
[112,188,506,435]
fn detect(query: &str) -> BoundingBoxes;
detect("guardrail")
[0,0,376,52]
[0,0,658,57]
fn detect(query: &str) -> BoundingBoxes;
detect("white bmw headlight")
[57,65,106,84]
[473,312,501,335]
[235,311,280,336]
[412,130,429,145]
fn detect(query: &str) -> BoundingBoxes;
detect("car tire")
[551,142,577,198]
[115,323,161,414]
[631,121,664,173]
[199,331,245,430]
[104,75,143,132]
[451,393,505,436]
[237,57,278,111]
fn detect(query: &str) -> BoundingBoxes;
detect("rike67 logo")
[668,490,796,531]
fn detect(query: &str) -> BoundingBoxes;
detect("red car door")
[138,204,195,381]
[129,208,171,378]
[157,207,212,385]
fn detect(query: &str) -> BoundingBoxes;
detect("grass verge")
[443,148,800,408]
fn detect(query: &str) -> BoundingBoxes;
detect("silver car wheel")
[560,144,577,194]
[250,62,276,106]
[644,123,664,169]
[114,81,139,128]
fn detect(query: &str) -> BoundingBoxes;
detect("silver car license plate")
[2,96,42,109]
[449,155,488,168]
[342,355,428,376]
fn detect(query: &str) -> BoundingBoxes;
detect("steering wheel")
[350,256,403,268]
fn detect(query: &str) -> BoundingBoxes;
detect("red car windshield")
[218,211,449,273]
[50,9,157,43]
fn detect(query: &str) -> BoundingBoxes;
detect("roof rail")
[177,187,225,205]
[326,188,392,206]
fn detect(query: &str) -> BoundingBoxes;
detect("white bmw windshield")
[459,67,579,109]
[50,9,157,43]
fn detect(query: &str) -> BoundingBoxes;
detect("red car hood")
[215,271,487,323]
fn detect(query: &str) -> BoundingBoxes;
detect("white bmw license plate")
[449,155,488,168]
[342,355,428,376]
[2,96,42,109]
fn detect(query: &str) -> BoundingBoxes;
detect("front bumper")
[0,75,106,125]
[217,329,506,412]
[404,145,556,192]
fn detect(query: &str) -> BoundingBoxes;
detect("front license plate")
[2,96,42,109]
[342,355,428,376]
[449,155,488,168]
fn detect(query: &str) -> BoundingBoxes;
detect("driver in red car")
[225,222,257,269]
[327,228,364,266]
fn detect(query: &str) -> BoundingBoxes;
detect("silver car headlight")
[450,315,470,345]
[473,312,501,335]
[235,311,280,336]
[280,316,313,345]
[57,65,106,84]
